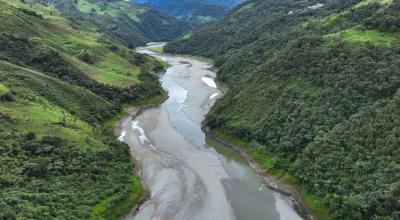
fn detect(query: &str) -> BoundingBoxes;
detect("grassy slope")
[0,0,165,219]
[325,28,397,45]
[0,58,139,219]
[146,0,228,25]
[167,0,400,219]
[51,0,190,47]
[0,0,147,87]
[0,60,107,148]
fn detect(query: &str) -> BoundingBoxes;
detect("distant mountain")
[30,0,190,47]
[135,0,242,8]
[133,0,243,24]
[204,0,243,8]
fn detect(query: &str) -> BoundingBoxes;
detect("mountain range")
[1,0,400,219]
[31,0,190,47]
[132,0,243,24]
[135,0,242,8]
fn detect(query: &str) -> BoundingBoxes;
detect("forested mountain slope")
[166,0,400,219]
[0,0,164,219]
[132,0,242,24]
[135,0,242,8]
[30,0,190,47]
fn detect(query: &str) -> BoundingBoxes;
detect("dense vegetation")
[135,0,242,8]
[0,0,165,219]
[32,0,190,48]
[132,0,241,24]
[167,0,400,219]
[0,130,133,219]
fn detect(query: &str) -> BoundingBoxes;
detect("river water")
[119,43,303,220]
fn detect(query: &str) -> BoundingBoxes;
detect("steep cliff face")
[166,0,400,219]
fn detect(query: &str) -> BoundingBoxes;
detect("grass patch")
[0,83,10,96]
[325,28,398,45]
[76,0,104,15]
[182,32,193,40]
[0,99,105,148]
[93,68,139,87]
[151,45,164,53]
[236,3,255,13]
[197,16,217,23]
[354,0,393,9]
[210,129,334,220]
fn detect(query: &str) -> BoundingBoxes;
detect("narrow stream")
[119,43,303,220]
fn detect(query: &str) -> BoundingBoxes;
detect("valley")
[166,0,400,219]
[120,44,302,220]
[0,0,399,219]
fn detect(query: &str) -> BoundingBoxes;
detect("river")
[118,43,303,220]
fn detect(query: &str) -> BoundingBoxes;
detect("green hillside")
[133,0,230,25]
[31,0,190,48]
[0,0,165,219]
[166,0,400,219]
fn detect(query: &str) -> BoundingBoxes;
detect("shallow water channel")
[119,43,303,220]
